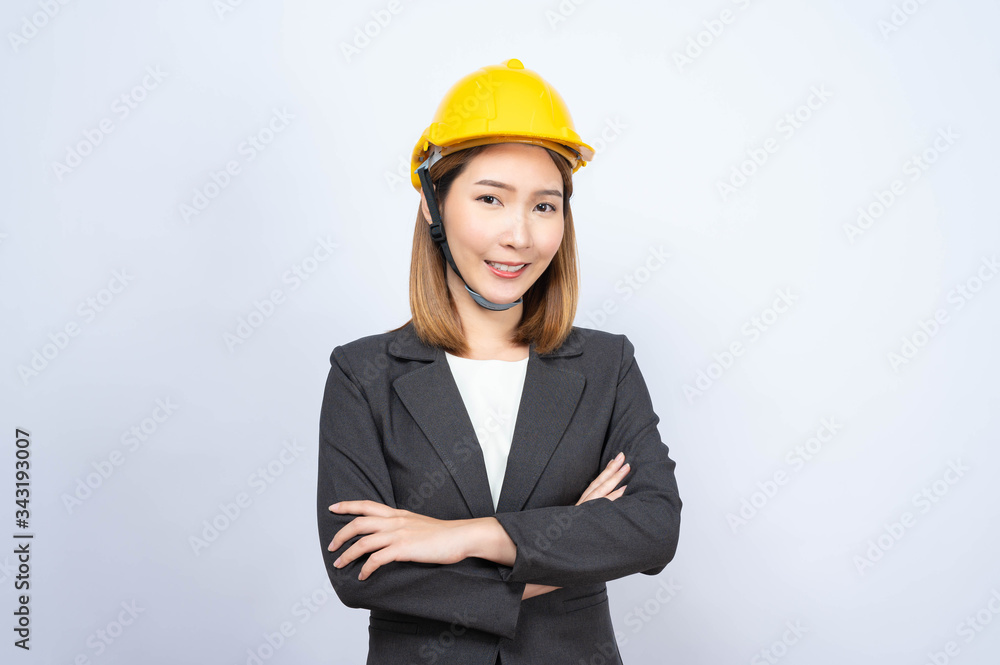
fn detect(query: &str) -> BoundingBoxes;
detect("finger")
[580,457,626,496]
[335,531,390,570]
[359,547,397,581]
[600,486,626,504]
[330,500,396,517]
[329,520,359,552]
[595,456,628,483]
[577,486,605,504]
[329,515,380,552]
[599,454,625,476]
[592,463,630,495]
[577,456,631,504]
[592,455,623,480]
[609,485,627,500]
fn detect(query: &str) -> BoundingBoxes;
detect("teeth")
[487,261,526,272]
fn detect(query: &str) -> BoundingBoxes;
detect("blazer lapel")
[390,323,585,518]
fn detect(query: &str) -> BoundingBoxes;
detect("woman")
[316,58,681,665]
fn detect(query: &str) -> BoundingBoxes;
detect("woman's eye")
[477,196,556,212]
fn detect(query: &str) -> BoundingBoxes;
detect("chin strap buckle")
[428,223,445,243]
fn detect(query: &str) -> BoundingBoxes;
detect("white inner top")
[444,352,529,511]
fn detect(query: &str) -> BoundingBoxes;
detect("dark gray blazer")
[316,321,681,665]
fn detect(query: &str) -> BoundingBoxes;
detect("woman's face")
[425,143,565,306]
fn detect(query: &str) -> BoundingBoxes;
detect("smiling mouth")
[485,260,529,273]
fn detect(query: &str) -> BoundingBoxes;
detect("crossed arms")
[316,336,681,640]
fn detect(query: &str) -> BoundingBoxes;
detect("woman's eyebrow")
[474,179,562,198]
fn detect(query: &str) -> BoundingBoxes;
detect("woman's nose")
[503,212,530,246]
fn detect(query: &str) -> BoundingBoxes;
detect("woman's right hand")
[522,453,631,601]
[575,452,630,505]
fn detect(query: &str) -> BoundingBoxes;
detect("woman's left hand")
[328,500,472,580]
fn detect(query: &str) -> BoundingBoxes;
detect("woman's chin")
[468,286,525,305]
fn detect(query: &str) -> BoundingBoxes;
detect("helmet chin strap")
[416,162,523,312]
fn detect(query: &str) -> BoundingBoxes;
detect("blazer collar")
[390,322,586,518]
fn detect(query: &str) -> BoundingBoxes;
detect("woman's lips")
[485,260,528,278]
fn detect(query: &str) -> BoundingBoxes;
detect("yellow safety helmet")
[410,58,595,191]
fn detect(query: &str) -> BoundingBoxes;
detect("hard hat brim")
[411,136,594,190]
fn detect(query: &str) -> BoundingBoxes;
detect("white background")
[2,1,999,663]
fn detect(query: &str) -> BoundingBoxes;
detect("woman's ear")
[419,189,433,226]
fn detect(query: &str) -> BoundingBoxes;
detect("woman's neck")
[452,342,529,361]
[450,278,529,360]
[456,315,529,360]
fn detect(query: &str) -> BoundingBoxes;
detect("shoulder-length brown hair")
[388,144,579,356]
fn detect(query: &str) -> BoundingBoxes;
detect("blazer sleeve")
[317,345,526,640]
[491,334,682,588]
